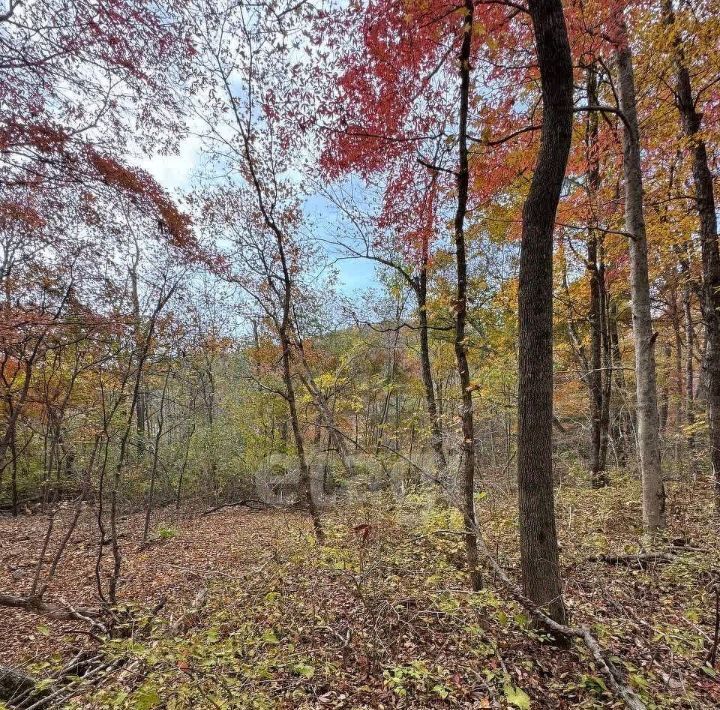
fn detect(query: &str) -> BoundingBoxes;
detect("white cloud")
[139,130,202,194]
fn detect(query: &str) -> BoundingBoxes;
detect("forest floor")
[1,475,719,709]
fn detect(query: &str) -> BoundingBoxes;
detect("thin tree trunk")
[608,299,632,461]
[176,418,194,510]
[615,23,666,531]
[453,0,481,592]
[599,242,613,472]
[417,243,448,479]
[588,236,609,486]
[684,276,697,472]
[670,290,684,462]
[129,259,146,460]
[144,369,170,542]
[660,343,671,432]
[517,0,574,626]
[585,65,610,487]
[663,0,720,504]
[10,434,17,516]
[281,329,323,542]
[237,114,324,541]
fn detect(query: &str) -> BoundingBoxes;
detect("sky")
[141,138,380,297]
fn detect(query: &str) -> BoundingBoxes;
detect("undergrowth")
[41,475,720,708]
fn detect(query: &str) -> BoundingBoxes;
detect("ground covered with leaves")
[1,475,719,708]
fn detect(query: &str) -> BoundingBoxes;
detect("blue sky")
[142,140,380,297]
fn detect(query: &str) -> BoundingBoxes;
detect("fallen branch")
[588,551,676,567]
[18,657,125,710]
[201,499,274,516]
[708,584,719,667]
[469,529,647,710]
[0,592,102,625]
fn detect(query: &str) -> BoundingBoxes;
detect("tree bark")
[453,0,481,592]
[517,0,574,625]
[615,25,666,531]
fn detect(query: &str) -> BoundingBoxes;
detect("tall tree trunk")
[517,0,573,626]
[599,242,613,472]
[585,65,610,487]
[660,343,671,432]
[615,24,666,531]
[588,236,610,485]
[10,434,17,516]
[663,0,720,504]
[129,259,146,460]
[238,118,324,540]
[681,264,697,473]
[176,420,194,510]
[453,0,481,592]
[417,243,448,480]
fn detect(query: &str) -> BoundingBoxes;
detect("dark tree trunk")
[599,242,613,472]
[517,0,573,625]
[416,246,448,479]
[10,433,18,516]
[176,420,194,510]
[660,343,671,432]
[453,0,481,592]
[663,0,720,503]
[585,65,611,487]
[588,238,611,485]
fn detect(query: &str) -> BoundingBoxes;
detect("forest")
[1,0,719,707]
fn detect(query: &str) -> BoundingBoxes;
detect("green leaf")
[701,665,718,679]
[133,685,161,710]
[504,683,531,709]
[432,683,451,699]
[261,629,280,644]
[581,674,608,693]
[292,662,315,679]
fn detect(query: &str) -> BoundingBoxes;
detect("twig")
[707,584,719,667]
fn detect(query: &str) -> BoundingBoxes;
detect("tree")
[452,0,482,592]
[661,0,720,506]
[613,12,666,532]
[517,0,574,626]
[584,64,612,488]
